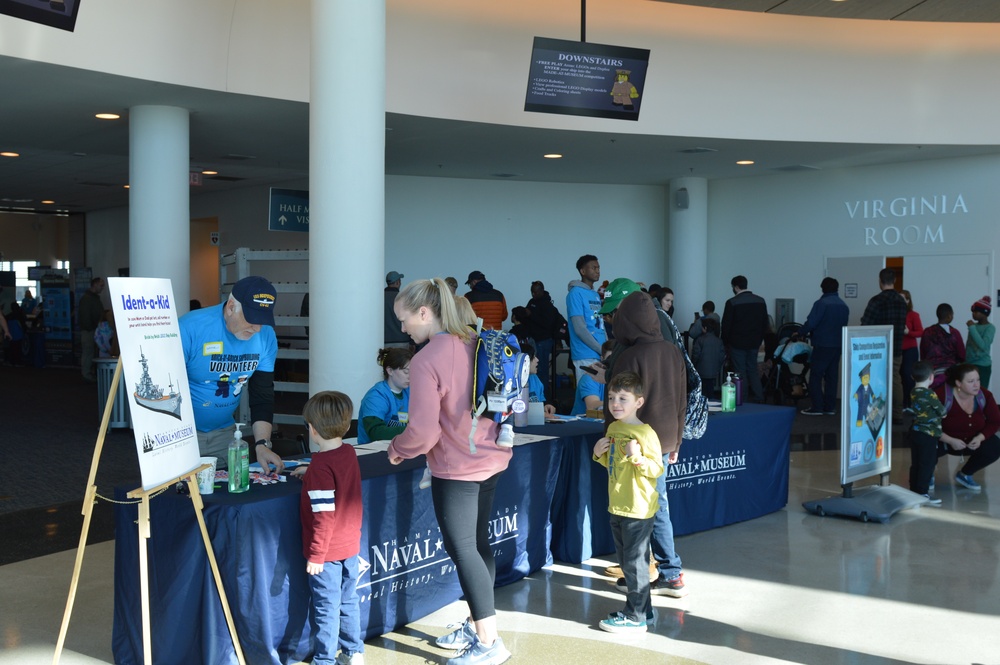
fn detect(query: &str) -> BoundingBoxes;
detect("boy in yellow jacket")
[593,371,663,634]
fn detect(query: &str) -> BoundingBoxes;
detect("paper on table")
[513,433,559,445]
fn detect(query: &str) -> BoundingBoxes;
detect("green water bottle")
[721,373,737,413]
[228,422,250,493]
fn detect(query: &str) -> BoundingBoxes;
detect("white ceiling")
[2,0,1000,215]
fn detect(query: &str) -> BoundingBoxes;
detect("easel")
[52,358,247,665]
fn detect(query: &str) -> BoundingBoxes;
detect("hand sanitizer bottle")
[722,373,736,413]
[228,423,250,493]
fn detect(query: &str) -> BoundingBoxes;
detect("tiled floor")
[3,434,999,665]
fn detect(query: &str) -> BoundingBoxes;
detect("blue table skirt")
[544,405,795,562]
[111,405,793,664]
[112,439,561,665]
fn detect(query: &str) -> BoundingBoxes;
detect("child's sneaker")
[599,611,646,634]
[435,618,476,650]
[419,466,433,490]
[335,651,365,665]
[496,423,515,448]
[921,494,943,506]
[446,634,511,665]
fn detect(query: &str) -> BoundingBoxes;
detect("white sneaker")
[419,466,433,490]
[496,423,515,448]
[335,651,365,665]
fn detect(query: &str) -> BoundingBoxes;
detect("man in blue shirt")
[566,254,606,381]
[179,276,284,472]
[798,277,850,416]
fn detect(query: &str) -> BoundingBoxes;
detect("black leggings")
[942,433,1000,476]
[431,472,501,621]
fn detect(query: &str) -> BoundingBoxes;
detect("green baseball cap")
[599,277,642,314]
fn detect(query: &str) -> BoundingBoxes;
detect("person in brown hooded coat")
[603,290,689,597]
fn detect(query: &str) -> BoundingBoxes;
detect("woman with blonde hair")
[387,278,513,665]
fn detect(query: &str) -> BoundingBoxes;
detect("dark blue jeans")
[610,513,655,622]
[729,347,763,401]
[808,345,841,413]
[901,347,919,408]
[308,555,363,665]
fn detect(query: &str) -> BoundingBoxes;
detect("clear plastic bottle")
[228,422,250,493]
[721,373,736,413]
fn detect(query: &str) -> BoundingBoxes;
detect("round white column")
[667,177,708,329]
[129,105,190,311]
[308,0,386,410]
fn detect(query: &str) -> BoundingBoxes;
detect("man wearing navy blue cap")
[179,276,284,472]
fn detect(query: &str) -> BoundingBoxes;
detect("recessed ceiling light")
[201,170,218,175]
[1,152,19,158]
[41,200,55,204]
[736,160,755,165]
[123,184,130,189]
[543,153,563,159]
[95,113,121,120]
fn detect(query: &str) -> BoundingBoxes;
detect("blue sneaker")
[955,472,982,492]
[599,611,647,634]
[921,494,942,506]
[446,634,511,665]
[435,619,476,650]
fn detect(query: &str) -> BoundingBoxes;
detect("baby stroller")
[765,322,812,405]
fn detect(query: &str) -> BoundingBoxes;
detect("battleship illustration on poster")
[133,347,182,420]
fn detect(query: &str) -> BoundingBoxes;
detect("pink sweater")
[387,333,511,481]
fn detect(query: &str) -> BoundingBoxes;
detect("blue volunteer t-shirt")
[179,304,278,432]
[358,380,410,444]
[566,285,605,362]
[572,373,605,415]
[527,374,546,403]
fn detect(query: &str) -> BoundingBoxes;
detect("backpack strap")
[943,384,987,412]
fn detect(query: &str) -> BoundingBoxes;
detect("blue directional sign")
[268,188,309,233]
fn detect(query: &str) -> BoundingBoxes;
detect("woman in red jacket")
[901,289,924,408]
[935,363,1000,492]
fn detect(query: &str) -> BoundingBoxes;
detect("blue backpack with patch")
[468,325,530,453]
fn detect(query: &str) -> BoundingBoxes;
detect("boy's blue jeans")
[308,554,364,665]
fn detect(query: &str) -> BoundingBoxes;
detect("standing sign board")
[42,271,73,365]
[108,277,199,490]
[840,326,893,486]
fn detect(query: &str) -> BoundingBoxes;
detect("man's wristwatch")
[256,439,272,450]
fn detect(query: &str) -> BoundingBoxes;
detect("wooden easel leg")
[51,486,97,665]
[138,496,153,665]
[186,475,247,665]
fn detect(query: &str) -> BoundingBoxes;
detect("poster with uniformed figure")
[840,326,893,486]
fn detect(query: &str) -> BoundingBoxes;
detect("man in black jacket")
[722,275,769,402]
[525,281,564,394]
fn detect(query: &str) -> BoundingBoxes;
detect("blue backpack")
[468,326,530,453]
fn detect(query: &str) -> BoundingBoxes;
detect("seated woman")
[571,341,613,416]
[934,363,1000,492]
[358,347,412,444]
[520,343,556,416]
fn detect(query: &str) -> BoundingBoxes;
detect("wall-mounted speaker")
[676,187,689,209]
